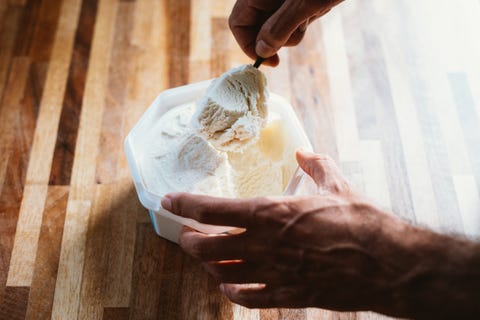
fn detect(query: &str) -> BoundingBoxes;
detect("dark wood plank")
[0,5,22,104]
[103,307,130,320]
[154,241,184,320]
[128,224,166,320]
[25,186,69,320]
[49,0,99,185]
[12,0,42,57]
[0,287,29,320]
[28,0,63,63]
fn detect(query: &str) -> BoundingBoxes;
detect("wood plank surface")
[1,0,480,319]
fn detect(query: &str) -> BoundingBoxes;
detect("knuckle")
[285,31,305,46]
[312,153,334,164]
[194,208,208,223]
[203,263,224,280]
[183,238,208,260]
[191,242,209,260]
[192,202,211,222]
[228,14,235,30]
[172,192,189,215]
[178,233,187,249]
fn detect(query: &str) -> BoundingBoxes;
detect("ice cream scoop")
[192,64,268,151]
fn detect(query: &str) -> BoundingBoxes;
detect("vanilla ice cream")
[142,102,294,198]
[192,64,268,151]
[143,103,235,197]
[139,65,298,199]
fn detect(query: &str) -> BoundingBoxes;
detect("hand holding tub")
[163,150,480,318]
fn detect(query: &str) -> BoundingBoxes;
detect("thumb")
[255,0,310,58]
[296,150,351,194]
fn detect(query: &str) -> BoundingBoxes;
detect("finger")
[204,261,270,284]
[284,20,308,47]
[179,228,247,261]
[220,283,308,308]
[204,260,302,285]
[255,0,311,58]
[228,1,280,66]
[296,150,351,194]
[162,192,257,227]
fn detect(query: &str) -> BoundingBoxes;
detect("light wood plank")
[6,185,48,286]
[321,11,359,162]
[96,1,134,184]
[453,175,480,238]
[102,181,138,307]
[77,184,114,320]
[189,0,211,82]
[233,304,260,320]
[359,141,392,210]
[50,200,91,320]
[211,0,235,18]
[118,0,169,182]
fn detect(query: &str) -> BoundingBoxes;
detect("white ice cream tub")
[124,80,317,243]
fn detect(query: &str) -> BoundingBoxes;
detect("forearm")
[386,224,480,319]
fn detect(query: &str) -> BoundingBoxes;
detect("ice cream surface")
[140,65,297,199]
[142,102,293,198]
[192,64,268,151]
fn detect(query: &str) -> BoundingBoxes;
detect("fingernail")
[256,40,275,58]
[161,195,172,211]
[299,21,308,32]
[299,148,314,155]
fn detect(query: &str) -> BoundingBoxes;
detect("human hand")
[161,150,419,314]
[229,0,344,66]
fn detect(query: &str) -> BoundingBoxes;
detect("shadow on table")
[78,180,232,320]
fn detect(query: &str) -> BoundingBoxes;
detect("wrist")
[386,225,480,318]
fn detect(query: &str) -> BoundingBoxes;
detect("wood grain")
[1,0,480,319]
[25,186,69,320]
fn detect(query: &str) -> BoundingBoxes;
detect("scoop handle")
[253,57,265,68]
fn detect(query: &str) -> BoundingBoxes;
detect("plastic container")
[125,80,317,243]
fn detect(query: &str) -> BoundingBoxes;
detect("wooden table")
[1,0,480,319]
